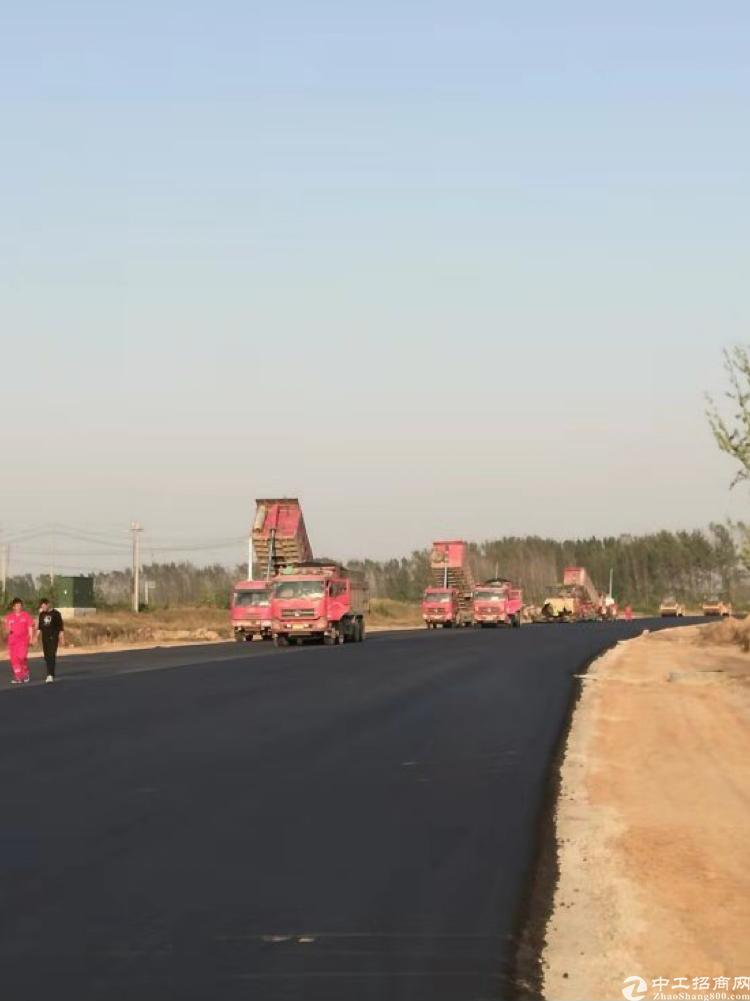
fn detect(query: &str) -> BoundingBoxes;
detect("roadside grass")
[61,607,232,649]
[0,602,423,658]
[367,599,423,628]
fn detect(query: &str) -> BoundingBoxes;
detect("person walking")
[37,598,64,683]
[3,598,35,685]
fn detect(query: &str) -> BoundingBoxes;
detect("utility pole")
[248,537,254,580]
[0,544,8,602]
[609,567,614,598]
[50,526,56,590]
[131,522,143,613]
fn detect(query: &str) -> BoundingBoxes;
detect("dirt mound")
[699,614,750,650]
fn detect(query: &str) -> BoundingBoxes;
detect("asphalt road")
[0,619,702,1001]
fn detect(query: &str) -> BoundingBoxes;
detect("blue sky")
[1,2,747,568]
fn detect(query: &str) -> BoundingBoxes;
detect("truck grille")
[281,608,316,619]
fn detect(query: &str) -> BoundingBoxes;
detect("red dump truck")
[271,560,369,647]
[472,579,524,628]
[232,498,315,638]
[231,580,273,641]
[421,540,475,628]
[422,586,464,628]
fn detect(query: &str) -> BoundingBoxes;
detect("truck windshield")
[274,580,325,600]
[234,590,270,607]
[474,590,504,601]
[424,591,451,603]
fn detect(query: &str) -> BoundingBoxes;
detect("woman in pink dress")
[3,598,35,684]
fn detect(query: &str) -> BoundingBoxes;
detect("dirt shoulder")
[542,625,750,1000]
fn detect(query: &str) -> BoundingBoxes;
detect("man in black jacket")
[37,599,65,683]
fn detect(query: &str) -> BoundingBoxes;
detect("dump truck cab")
[422,587,462,628]
[472,579,523,628]
[272,561,368,646]
[231,581,273,641]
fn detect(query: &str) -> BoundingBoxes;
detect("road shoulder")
[542,625,750,1000]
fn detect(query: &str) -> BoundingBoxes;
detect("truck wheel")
[273,635,288,648]
[512,613,521,628]
[234,633,245,643]
[359,618,365,642]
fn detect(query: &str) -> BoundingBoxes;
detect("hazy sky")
[1,1,748,571]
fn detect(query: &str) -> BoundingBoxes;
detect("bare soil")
[543,624,750,1000]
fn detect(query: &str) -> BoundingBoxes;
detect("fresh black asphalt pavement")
[0,619,701,1000]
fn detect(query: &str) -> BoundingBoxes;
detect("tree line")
[2,562,245,611]
[350,522,746,610]
[2,524,746,612]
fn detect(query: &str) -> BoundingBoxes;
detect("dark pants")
[42,633,60,677]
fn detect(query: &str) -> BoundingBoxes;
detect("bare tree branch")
[706,346,750,488]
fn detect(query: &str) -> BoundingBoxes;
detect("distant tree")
[707,346,750,487]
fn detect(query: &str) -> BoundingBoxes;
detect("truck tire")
[234,633,245,643]
[512,613,521,628]
[356,618,365,642]
[273,634,288,648]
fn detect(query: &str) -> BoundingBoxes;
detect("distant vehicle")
[422,587,468,628]
[272,561,368,646]
[541,567,602,622]
[428,541,475,627]
[471,579,523,628]
[540,590,577,622]
[231,581,273,641]
[659,596,685,618]
[702,597,732,617]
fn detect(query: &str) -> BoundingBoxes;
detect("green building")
[55,575,96,616]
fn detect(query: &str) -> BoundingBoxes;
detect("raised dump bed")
[252,498,313,578]
[562,566,600,606]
